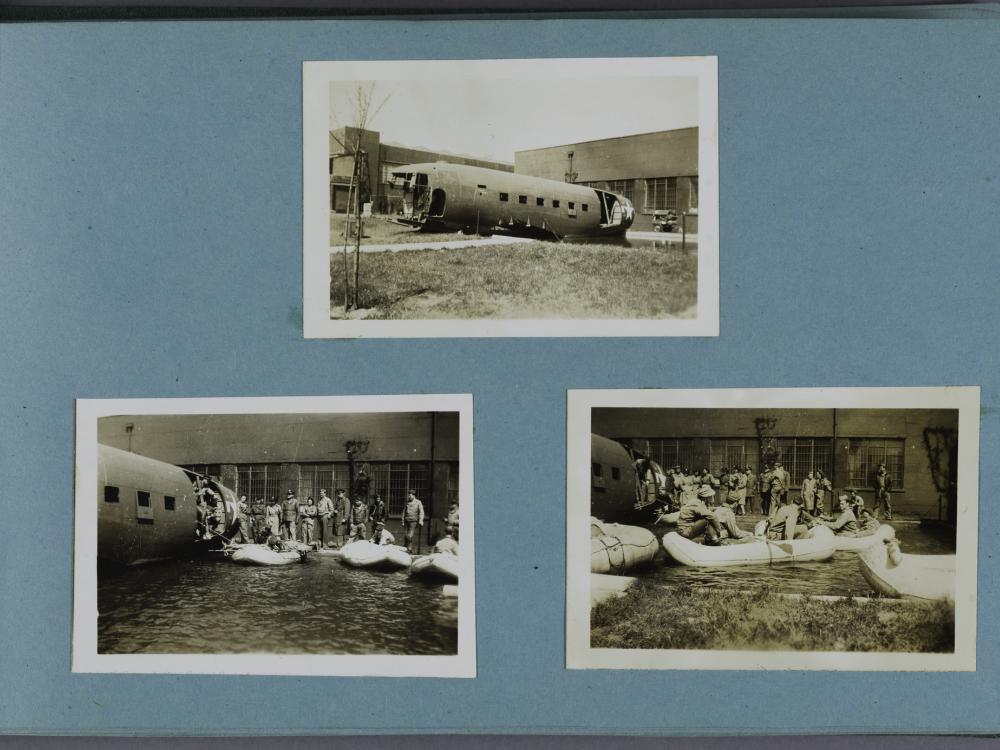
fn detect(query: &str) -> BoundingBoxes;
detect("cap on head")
[697,486,715,499]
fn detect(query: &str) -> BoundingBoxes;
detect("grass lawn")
[330,241,697,320]
[591,583,954,653]
[330,213,472,246]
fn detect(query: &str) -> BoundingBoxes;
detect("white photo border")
[566,386,979,671]
[73,394,476,678]
[303,57,719,339]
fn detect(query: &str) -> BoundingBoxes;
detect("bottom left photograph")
[73,394,475,678]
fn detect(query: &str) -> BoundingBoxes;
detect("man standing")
[774,462,791,506]
[299,496,317,546]
[801,472,817,515]
[759,464,773,517]
[335,489,352,546]
[369,492,388,530]
[814,471,832,516]
[730,468,748,515]
[234,495,252,543]
[874,464,893,520]
[281,489,299,542]
[348,496,369,542]
[316,489,334,548]
[402,490,425,553]
[744,465,757,514]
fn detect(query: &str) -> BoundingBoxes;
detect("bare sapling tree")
[330,83,391,312]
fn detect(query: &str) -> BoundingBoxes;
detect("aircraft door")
[428,188,446,218]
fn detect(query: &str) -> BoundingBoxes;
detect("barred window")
[772,438,833,486]
[233,463,284,505]
[848,438,905,489]
[644,177,677,211]
[606,179,635,203]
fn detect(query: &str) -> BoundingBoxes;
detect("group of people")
[224,486,459,555]
[658,462,890,546]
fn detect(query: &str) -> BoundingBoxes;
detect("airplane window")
[499,192,509,202]
[552,199,560,208]
[164,495,176,511]
[477,184,487,189]
[104,486,120,503]
[611,467,621,480]
[536,197,544,206]
[592,462,603,477]
[582,204,588,212]
[137,491,151,507]
[518,195,527,204]
[568,202,575,210]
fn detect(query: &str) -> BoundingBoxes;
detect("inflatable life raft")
[832,524,895,552]
[231,544,304,566]
[858,538,955,602]
[590,518,659,574]
[662,524,836,567]
[339,540,412,571]
[410,553,460,583]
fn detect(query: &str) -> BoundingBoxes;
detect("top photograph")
[303,57,719,338]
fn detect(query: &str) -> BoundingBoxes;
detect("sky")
[329,77,699,164]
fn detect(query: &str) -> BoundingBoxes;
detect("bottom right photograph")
[566,387,979,671]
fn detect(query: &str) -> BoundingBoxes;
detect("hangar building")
[98,412,460,542]
[592,407,958,521]
[515,128,699,233]
[330,127,513,215]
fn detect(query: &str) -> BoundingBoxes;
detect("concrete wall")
[98,412,460,465]
[592,408,959,518]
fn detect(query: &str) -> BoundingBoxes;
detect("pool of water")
[98,554,458,655]
[644,521,955,597]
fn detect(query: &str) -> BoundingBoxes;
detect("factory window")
[772,438,833,486]
[104,486,120,503]
[689,177,699,209]
[644,177,677,211]
[552,199,560,208]
[536,197,544,206]
[234,464,285,505]
[137,491,151,507]
[606,179,636,203]
[848,439,905,490]
[499,192,509,202]
[581,203,588,212]
[518,195,527,204]
[164,495,176,511]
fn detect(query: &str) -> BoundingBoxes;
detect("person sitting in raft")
[817,494,860,535]
[370,521,395,546]
[712,496,754,543]
[848,489,865,520]
[266,533,291,551]
[765,494,811,540]
[677,486,723,545]
[857,508,881,533]
[434,526,460,555]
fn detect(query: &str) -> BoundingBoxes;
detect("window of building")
[164,495,176,511]
[581,203,588,212]
[688,177,699,209]
[848,438,905,489]
[518,195,527,204]
[499,192,509,202]
[536,197,544,206]
[606,179,636,203]
[772,438,833,486]
[104,486,119,503]
[552,199,560,208]
[234,464,285,505]
[137,491,150,508]
[644,177,678,211]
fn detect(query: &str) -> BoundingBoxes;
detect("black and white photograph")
[73,395,475,677]
[566,388,978,671]
[303,57,719,338]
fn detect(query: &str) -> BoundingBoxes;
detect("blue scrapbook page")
[1,14,999,735]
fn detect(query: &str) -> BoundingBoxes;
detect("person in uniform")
[316,489,335,548]
[234,495,252,543]
[818,495,860,535]
[874,464,893,520]
[434,526,460,555]
[767,494,810,540]
[299,495,317,546]
[445,500,460,540]
[195,495,209,540]
[848,488,865,520]
[730,468,748,515]
[814,470,832,516]
[266,497,281,537]
[402,490,425,553]
[676,486,722,545]
[348,496,369,542]
[370,521,395,546]
[280,489,299,542]
[769,473,784,518]
[369,492,388,530]
[759,464,773,517]
[744,465,757,514]
[335,490,352,546]
[800,472,817,515]
[773,462,791,506]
